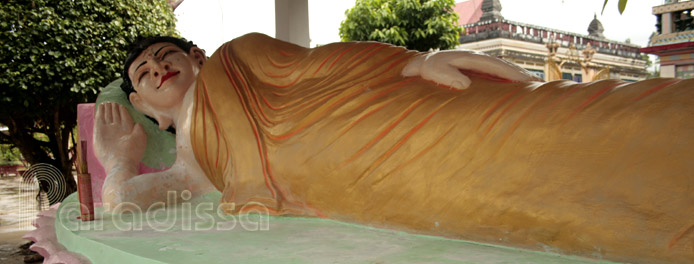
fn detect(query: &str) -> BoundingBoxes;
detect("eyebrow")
[154,45,171,56]
[134,61,147,73]
[134,45,173,73]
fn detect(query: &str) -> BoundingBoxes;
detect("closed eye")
[137,71,148,83]
[161,50,174,59]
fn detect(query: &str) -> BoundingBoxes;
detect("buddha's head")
[121,36,206,129]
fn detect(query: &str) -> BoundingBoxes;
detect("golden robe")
[192,33,694,263]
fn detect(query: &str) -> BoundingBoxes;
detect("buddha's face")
[128,42,205,121]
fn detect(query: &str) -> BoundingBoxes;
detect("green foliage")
[0,0,177,199]
[1,0,177,106]
[641,54,652,69]
[0,144,23,165]
[602,0,629,14]
[642,54,660,79]
[339,0,463,52]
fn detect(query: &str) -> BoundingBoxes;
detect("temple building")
[455,0,648,82]
[640,0,694,78]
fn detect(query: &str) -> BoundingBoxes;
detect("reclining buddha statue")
[93,33,694,263]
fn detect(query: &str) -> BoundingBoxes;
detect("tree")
[0,144,23,165]
[0,0,177,202]
[641,54,660,79]
[339,0,463,52]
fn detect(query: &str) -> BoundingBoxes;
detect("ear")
[129,92,173,130]
[190,47,206,67]
[129,92,151,117]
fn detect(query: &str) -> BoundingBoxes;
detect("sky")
[174,0,661,53]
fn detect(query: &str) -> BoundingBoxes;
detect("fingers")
[96,102,137,130]
[98,102,117,124]
[422,63,471,90]
[402,55,424,77]
[103,103,113,124]
[96,103,106,125]
[118,103,134,126]
[417,52,473,90]
[110,102,121,125]
[447,52,538,82]
[402,52,473,90]
[408,50,542,91]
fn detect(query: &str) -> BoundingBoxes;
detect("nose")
[150,60,171,78]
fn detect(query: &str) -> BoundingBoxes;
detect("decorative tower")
[588,14,606,39]
[479,0,503,22]
[641,0,694,78]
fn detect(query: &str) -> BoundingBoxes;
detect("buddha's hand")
[401,49,541,90]
[93,102,147,171]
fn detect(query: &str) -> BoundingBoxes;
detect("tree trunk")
[1,114,77,204]
[53,108,77,201]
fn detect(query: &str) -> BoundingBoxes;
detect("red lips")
[158,71,180,89]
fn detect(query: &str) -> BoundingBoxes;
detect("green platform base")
[56,192,611,263]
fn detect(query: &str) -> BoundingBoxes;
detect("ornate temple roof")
[588,14,606,39]
[479,0,503,22]
[457,1,641,59]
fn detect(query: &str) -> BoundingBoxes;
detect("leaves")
[601,0,629,15]
[0,144,23,164]
[1,0,177,119]
[618,0,628,14]
[339,0,463,52]
[0,0,177,199]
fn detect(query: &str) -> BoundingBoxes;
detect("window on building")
[673,9,694,32]
[656,14,662,34]
[573,74,582,83]
[676,64,694,79]
[562,72,573,80]
[527,69,544,80]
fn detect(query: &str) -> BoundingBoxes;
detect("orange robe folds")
[192,33,694,263]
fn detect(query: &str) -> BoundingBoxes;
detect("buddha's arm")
[402,49,542,89]
[94,103,200,212]
[226,33,539,91]
[100,160,138,210]
[93,102,143,210]
[101,165,197,212]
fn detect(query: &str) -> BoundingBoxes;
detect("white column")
[275,0,310,47]
[662,12,672,34]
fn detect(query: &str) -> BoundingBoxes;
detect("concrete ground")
[1,175,44,263]
[0,229,41,264]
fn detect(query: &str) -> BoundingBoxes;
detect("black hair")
[120,36,198,97]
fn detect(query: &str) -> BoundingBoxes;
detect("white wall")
[175,0,276,53]
[275,0,310,47]
[661,64,676,77]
